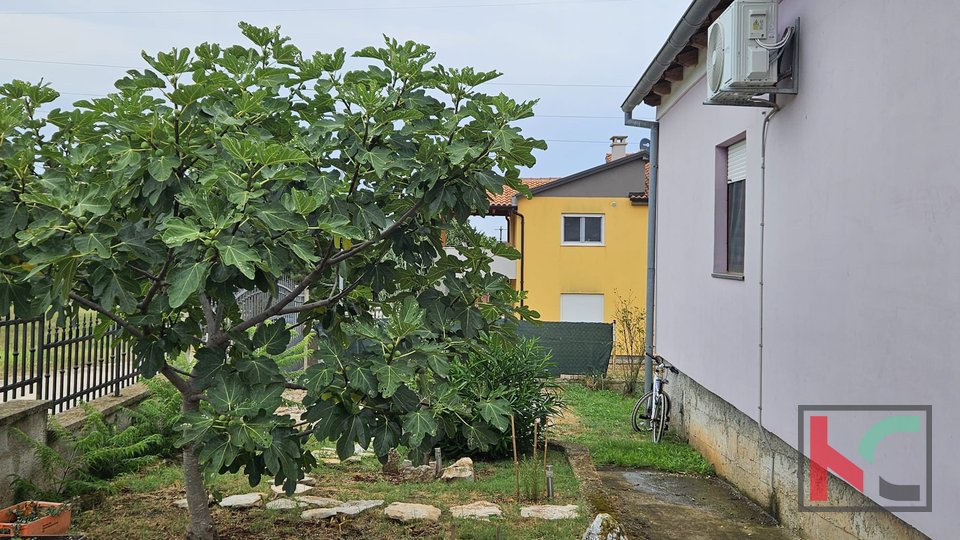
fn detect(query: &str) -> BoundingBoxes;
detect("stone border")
[549,440,617,519]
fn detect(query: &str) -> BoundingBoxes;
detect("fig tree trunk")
[182,399,218,540]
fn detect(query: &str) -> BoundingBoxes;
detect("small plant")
[518,456,541,502]
[613,290,646,395]
[442,335,564,458]
[583,368,607,391]
[10,406,163,501]
[264,331,316,375]
[125,378,184,459]
[7,501,67,523]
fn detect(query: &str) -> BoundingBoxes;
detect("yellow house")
[489,138,649,324]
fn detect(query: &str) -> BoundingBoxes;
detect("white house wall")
[653,1,960,537]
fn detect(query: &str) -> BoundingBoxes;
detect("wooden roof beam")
[664,65,685,82]
[691,31,708,48]
[652,81,672,96]
[676,47,700,67]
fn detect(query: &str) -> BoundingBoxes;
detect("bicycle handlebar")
[647,354,679,374]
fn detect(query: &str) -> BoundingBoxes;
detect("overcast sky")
[0,0,688,236]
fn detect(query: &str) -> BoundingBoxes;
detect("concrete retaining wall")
[0,400,48,506]
[669,371,928,540]
[0,384,152,506]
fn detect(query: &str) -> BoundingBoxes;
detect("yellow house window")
[561,214,604,246]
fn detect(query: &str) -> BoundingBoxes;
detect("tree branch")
[129,265,161,282]
[328,198,426,265]
[160,363,201,401]
[199,293,221,343]
[138,249,175,313]
[68,292,145,339]
[166,364,195,379]
[275,268,370,316]
[212,134,492,347]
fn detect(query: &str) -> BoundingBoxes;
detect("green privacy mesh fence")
[517,321,613,376]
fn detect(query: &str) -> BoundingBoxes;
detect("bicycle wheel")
[651,394,668,442]
[631,392,655,432]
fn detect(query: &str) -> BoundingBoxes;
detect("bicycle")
[631,354,678,442]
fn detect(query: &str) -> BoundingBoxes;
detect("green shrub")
[10,407,164,501]
[440,335,563,459]
[126,378,184,459]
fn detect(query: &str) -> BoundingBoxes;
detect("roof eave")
[621,0,723,114]
[531,152,649,196]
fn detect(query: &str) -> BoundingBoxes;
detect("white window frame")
[561,214,605,246]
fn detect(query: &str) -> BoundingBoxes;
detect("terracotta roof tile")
[488,177,559,208]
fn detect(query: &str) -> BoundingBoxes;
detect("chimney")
[609,135,628,161]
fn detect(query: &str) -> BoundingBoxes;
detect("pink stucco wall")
[653,1,960,538]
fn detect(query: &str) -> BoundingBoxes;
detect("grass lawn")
[557,384,714,475]
[72,449,590,539]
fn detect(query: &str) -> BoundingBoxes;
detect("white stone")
[175,494,213,508]
[301,507,338,520]
[403,464,437,483]
[322,458,341,466]
[219,493,263,509]
[335,500,385,516]
[344,455,362,463]
[270,483,313,495]
[520,504,579,520]
[301,499,384,521]
[450,501,502,521]
[299,476,317,486]
[441,457,474,482]
[313,447,338,458]
[581,513,628,540]
[295,496,341,508]
[384,502,442,522]
[266,499,307,510]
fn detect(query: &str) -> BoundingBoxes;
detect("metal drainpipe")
[624,113,659,394]
[516,211,526,307]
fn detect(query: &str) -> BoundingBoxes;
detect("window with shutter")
[726,140,746,274]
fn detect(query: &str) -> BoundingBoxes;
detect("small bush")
[11,407,164,501]
[126,378,184,459]
[440,335,563,459]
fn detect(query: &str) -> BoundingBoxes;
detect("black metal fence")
[1,312,139,413]
[517,321,614,376]
[237,276,307,346]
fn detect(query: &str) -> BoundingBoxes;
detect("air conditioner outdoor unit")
[707,0,780,102]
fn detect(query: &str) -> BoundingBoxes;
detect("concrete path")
[599,468,799,540]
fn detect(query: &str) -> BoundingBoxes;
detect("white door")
[560,294,604,322]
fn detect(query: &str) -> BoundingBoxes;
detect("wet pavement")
[598,468,799,540]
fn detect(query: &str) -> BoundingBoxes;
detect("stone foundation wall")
[669,371,928,540]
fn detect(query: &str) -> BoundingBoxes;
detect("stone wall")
[0,384,152,506]
[669,371,929,540]
[0,400,48,505]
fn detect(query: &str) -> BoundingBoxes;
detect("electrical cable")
[754,26,794,51]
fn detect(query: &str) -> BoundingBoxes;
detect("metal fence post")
[35,315,46,401]
[114,326,122,397]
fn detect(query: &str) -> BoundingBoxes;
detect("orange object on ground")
[0,501,71,537]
